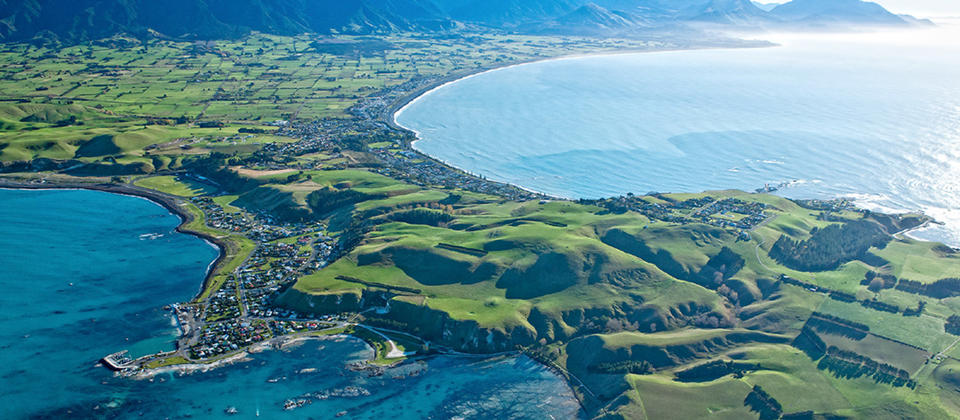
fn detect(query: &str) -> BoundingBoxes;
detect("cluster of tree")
[364,317,416,336]
[792,325,827,359]
[744,385,783,420]
[388,208,453,227]
[693,247,745,289]
[858,252,891,268]
[864,212,926,236]
[435,242,488,257]
[186,153,262,192]
[769,220,889,271]
[806,315,867,341]
[828,290,856,303]
[525,345,562,366]
[334,275,421,294]
[780,411,828,420]
[817,346,916,388]
[306,186,380,215]
[781,275,873,309]
[780,274,828,293]
[691,312,734,329]
[237,127,276,134]
[52,115,81,127]
[196,121,224,128]
[588,360,654,375]
[945,315,960,336]
[859,299,899,314]
[811,313,869,331]
[782,275,916,317]
[861,271,897,292]
[903,301,926,317]
[336,213,373,256]
[674,360,760,382]
[896,278,960,299]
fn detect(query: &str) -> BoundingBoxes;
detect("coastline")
[0,180,579,391]
[381,45,957,249]
[379,42,777,200]
[382,43,776,133]
[0,178,229,301]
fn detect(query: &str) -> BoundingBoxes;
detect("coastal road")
[360,325,407,358]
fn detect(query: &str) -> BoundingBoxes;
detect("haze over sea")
[397,22,960,246]
[0,189,581,418]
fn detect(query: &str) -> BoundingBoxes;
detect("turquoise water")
[0,188,582,419]
[396,25,960,246]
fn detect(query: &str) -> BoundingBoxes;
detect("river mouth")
[395,25,960,247]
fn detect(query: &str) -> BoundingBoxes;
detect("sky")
[874,0,960,17]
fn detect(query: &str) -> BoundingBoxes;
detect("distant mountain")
[558,3,639,28]
[0,0,928,44]
[0,0,453,43]
[681,0,773,24]
[530,3,648,35]
[770,0,906,25]
[444,0,583,26]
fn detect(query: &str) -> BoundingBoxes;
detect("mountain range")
[0,0,931,44]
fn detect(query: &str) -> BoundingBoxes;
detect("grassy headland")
[2,32,959,420]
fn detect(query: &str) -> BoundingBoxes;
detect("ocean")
[0,189,582,419]
[396,23,960,246]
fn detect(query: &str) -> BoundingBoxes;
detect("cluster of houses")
[598,195,699,223]
[795,198,857,212]
[348,75,437,121]
[190,319,272,359]
[692,198,770,230]
[254,102,543,202]
[182,198,348,359]
[204,275,243,322]
[267,319,333,337]
[371,146,539,201]
[192,197,255,232]
[596,194,770,233]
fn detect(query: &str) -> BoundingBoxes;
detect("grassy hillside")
[3,31,959,419]
[266,168,960,418]
[138,153,960,418]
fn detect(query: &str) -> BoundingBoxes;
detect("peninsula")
[1,1,958,418]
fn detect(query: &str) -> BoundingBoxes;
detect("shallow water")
[0,189,582,419]
[396,24,960,246]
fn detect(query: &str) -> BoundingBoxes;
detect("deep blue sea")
[0,189,582,419]
[396,24,960,246]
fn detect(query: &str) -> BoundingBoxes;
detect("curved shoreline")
[0,180,585,406]
[382,45,957,248]
[383,45,777,200]
[382,44,775,133]
[0,179,228,301]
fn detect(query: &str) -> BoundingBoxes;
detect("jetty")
[101,351,134,371]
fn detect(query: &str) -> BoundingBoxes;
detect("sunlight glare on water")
[397,20,960,246]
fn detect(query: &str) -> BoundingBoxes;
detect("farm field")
[2,28,960,420]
